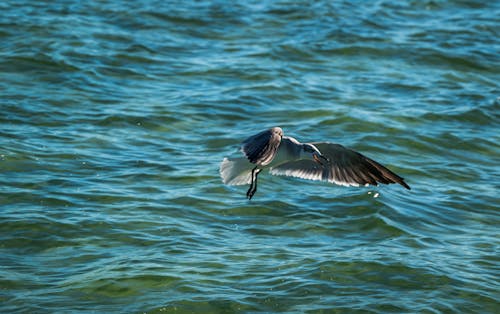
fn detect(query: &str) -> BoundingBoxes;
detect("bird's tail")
[220,157,253,185]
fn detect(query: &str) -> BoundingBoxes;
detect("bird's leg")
[246,167,261,200]
[251,169,262,198]
[246,167,257,199]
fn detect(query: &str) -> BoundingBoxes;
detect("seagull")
[220,127,410,200]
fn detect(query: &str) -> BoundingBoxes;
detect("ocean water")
[1,0,499,313]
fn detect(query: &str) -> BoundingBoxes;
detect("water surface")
[1,0,499,313]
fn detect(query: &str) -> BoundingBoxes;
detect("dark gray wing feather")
[241,127,283,166]
[270,142,410,189]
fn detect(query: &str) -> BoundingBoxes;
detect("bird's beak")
[313,153,328,165]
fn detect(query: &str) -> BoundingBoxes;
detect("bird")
[219,127,410,200]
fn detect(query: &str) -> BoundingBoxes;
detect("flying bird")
[220,127,410,200]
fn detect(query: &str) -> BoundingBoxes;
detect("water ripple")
[1,0,499,313]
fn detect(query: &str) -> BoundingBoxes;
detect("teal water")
[1,1,499,313]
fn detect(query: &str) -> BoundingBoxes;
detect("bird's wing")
[241,127,283,165]
[270,142,410,189]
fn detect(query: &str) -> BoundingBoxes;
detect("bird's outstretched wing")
[270,142,410,189]
[241,127,283,166]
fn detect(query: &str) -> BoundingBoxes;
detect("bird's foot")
[246,186,257,200]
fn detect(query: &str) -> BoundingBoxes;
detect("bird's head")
[301,143,328,165]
